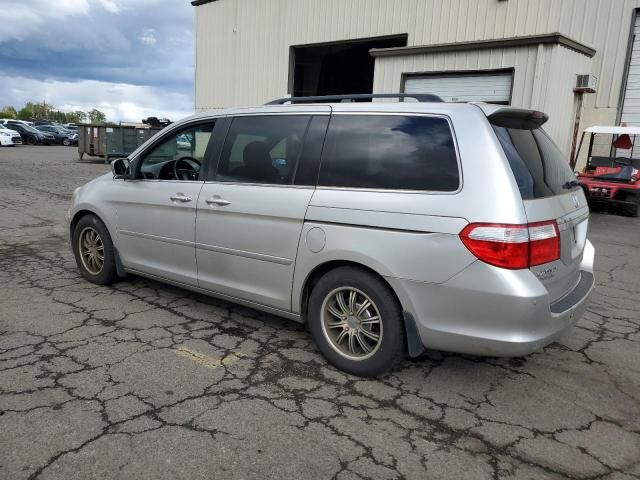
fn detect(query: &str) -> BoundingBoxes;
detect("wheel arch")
[70,209,126,277]
[70,209,104,237]
[298,260,403,324]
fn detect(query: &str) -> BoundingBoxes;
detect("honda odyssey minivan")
[68,94,595,376]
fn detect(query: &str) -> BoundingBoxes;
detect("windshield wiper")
[562,180,581,190]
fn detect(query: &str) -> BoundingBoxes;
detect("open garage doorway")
[290,35,407,98]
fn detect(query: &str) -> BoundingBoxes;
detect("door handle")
[205,196,231,206]
[170,193,192,203]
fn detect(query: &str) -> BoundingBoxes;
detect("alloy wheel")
[321,287,383,360]
[78,226,104,275]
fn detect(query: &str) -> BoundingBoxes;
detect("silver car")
[69,94,595,376]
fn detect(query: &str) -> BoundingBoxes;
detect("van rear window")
[492,126,577,199]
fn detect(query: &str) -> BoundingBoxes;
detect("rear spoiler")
[488,108,549,130]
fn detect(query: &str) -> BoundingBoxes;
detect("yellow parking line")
[174,346,244,369]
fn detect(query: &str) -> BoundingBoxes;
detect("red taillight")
[460,221,560,270]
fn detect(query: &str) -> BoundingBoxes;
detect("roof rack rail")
[265,93,444,105]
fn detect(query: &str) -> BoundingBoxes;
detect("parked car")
[68,94,595,376]
[36,124,78,146]
[0,124,22,146]
[575,126,640,217]
[1,120,55,145]
[64,123,78,132]
[34,120,57,126]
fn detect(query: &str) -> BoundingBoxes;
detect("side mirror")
[111,158,131,178]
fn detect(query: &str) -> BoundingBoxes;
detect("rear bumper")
[587,197,637,207]
[388,240,595,357]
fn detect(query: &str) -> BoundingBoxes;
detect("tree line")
[0,102,107,124]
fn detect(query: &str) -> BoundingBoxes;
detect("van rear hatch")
[489,108,589,304]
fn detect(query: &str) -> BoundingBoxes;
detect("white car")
[0,124,22,146]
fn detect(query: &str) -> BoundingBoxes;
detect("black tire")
[72,214,117,285]
[63,138,71,146]
[621,202,639,217]
[307,266,405,377]
[26,136,36,145]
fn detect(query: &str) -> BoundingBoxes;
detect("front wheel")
[72,215,117,285]
[63,138,71,146]
[621,202,639,217]
[307,266,405,377]
[26,136,36,145]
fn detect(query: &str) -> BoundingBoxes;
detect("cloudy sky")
[0,0,194,122]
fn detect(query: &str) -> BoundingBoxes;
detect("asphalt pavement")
[1,145,639,480]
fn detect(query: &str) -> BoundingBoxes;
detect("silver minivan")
[69,94,595,376]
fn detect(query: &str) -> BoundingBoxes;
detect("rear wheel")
[26,136,36,145]
[620,193,639,217]
[307,266,405,377]
[72,215,117,285]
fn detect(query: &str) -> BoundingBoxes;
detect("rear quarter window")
[319,115,460,191]
[492,126,576,199]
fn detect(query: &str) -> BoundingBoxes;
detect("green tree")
[67,110,87,124]
[0,106,17,119]
[17,106,33,120]
[88,108,107,124]
[28,101,56,120]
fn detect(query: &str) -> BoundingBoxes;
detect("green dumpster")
[77,124,162,163]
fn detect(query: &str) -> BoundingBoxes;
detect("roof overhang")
[370,32,595,58]
[585,126,640,135]
[191,0,218,5]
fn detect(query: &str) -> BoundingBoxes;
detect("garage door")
[621,14,640,126]
[404,71,513,104]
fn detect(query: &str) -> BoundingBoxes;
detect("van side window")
[138,122,215,181]
[318,115,459,191]
[294,115,330,186]
[216,115,311,185]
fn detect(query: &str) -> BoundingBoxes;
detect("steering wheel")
[173,156,201,181]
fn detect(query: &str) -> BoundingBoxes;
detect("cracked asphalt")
[1,145,639,480]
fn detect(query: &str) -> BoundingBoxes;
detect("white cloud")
[98,0,120,13]
[139,28,157,46]
[0,0,90,42]
[2,75,193,123]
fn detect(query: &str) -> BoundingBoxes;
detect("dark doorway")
[291,35,407,98]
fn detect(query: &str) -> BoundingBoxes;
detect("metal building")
[192,0,640,165]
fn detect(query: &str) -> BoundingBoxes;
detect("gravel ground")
[1,145,639,480]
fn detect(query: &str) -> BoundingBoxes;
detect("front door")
[196,113,326,310]
[112,121,216,286]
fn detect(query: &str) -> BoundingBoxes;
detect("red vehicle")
[575,126,640,217]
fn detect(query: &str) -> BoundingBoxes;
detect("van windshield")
[492,126,578,199]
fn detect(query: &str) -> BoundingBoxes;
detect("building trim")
[191,0,218,5]
[617,8,639,124]
[370,33,596,58]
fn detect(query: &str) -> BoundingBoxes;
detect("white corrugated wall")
[372,45,547,108]
[195,0,640,110]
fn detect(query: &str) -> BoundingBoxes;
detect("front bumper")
[388,240,595,357]
[0,135,21,145]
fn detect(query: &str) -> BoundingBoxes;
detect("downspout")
[570,91,584,170]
